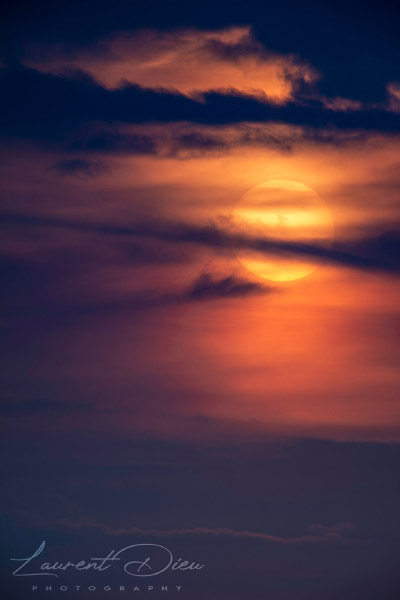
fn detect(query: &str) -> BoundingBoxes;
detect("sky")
[1,1,400,599]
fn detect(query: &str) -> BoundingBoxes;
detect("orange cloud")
[25,26,317,103]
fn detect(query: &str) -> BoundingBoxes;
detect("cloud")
[70,121,376,160]
[48,158,108,177]
[17,24,400,119]
[2,211,399,274]
[187,272,267,300]
[344,230,400,273]
[306,521,356,536]
[23,26,317,104]
[69,122,327,158]
[72,272,271,311]
[36,518,358,544]
[3,0,400,110]
[2,64,400,150]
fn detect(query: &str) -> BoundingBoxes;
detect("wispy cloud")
[2,212,400,273]
[23,26,316,104]
[186,272,267,300]
[48,158,108,178]
[70,122,371,159]
[37,518,358,544]
[2,64,400,148]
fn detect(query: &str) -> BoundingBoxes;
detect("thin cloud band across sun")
[232,180,334,282]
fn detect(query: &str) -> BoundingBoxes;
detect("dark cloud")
[347,230,400,273]
[52,272,270,312]
[71,124,295,157]
[2,0,399,106]
[172,130,232,154]
[1,64,400,149]
[2,211,399,274]
[0,252,268,326]
[187,273,267,300]
[199,28,273,63]
[48,158,108,177]
[82,272,270,310]
[70,127,293,158]
[68,123,374,160]
[73,131,158,154]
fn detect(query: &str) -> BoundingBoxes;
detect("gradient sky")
[1,1,400,599]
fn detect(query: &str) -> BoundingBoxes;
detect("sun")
[232,180,334,282]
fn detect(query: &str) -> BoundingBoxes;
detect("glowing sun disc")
[233,180,334,282]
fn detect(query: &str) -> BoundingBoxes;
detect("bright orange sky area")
[2,120,399,445]
[2,26,400,446]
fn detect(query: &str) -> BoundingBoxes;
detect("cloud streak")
[48,158,108,177]
[23,26,316,103]
[2,64,400,147]
[70,121,372,159]
[38,518,358,545]
[2,212,400,274]
[187,272,267,300]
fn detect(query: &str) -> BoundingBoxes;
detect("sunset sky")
[1,1,400,599]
